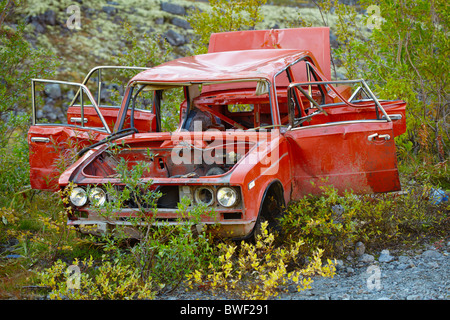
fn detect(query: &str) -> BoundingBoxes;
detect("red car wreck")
[28,28,406,239]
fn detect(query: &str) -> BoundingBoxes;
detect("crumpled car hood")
[59,130,282,186]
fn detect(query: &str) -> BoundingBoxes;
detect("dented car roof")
[129,49,315,84]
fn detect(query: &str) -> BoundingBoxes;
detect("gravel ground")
[4,237,447,301]
[160,240,450,301]
[280,244,450,300]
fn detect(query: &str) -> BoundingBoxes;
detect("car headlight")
[70,187,88,207]
[89,187,106,206]
[194,187,215,206]
[217,187,238,207]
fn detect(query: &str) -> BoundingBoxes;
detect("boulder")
[44,83,62,99]
[330,30,339,48]
[358,253,375,263]
[354,241,365,256]
[102,6,118,16]
[29,17,45,33]
[43,10,57,26]
[171,17,192,30]
[378,250,395,263]
[164,29,186,46]
[27,10,58,33]
[161,2,186,15]
[421,249,442,260]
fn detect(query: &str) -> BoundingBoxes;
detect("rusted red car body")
[28,28,406,239]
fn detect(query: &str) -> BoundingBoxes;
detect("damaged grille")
[156,186,180,209]
[126,185,180,209]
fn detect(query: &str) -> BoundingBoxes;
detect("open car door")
[285,78,405,197]
[28,79,111,190]
[28,66,153,191]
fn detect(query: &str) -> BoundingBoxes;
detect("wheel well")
[236,181,286,242]
[259,180,285,220]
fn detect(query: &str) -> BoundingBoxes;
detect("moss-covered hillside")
[17,0,346,81]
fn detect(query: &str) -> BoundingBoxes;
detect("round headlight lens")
[217,187,238,207]
[194,187,215,206]
[70,187,88,207]
[89,187,106,206]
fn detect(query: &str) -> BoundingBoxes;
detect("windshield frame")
[116,79,274,133]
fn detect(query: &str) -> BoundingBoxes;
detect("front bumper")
[68,211,256,239]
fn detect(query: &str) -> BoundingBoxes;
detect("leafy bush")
[1,189,78,263]
[186,221,336,300]
[76,144,218,293]
[187,0,267,54]
[0,138,30,198]
[38,257,155,300]
[305,0,449,163]
[0,0,58,200]
[280,183,450,258]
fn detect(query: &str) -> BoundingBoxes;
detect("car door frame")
[285,78,402,198]
[68,66,151,132]
[29,78,111,190]
[69,66,149,108]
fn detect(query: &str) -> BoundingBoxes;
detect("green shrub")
[38,257,155,300]
[187,0,267,54]
[0,0,58,202]
[305,0,449,163]
[186,221,336,300]
[280,183,450,258]
[81,144,218,293]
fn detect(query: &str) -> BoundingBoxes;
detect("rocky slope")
[19,0,344,80]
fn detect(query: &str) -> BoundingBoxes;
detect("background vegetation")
[0,0,448,299]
